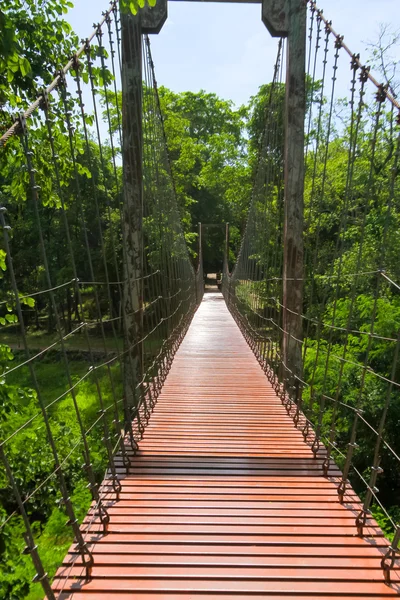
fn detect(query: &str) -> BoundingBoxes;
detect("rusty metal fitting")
[22,540,38,555]
[381,545,400,584]
[76,543,94,580]
[38,89,50,112]
[32,571,49,583]
[56,69,67,90]
[350,53,360,71]
[359,65,370,84]
[72,53,81,72]
[355,509,368,536]
[334,35,344,49]
[311,437,320,456]
[337,480,346,500]
[95,22,103,41]
[83,38,92,58]
[376,83,388,104]
[98,504,110,532]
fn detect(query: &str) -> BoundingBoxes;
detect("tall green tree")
[158,88,250,269]
[0,0,79,130]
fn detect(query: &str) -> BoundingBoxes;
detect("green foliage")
[0,480,91,600]
[0,356,120,598]
[0,0,77,126]
[372,504,400,541]
[120,0,157,15]
[106,84,254,270]
[0,509,31,600]
[158,88,251,269]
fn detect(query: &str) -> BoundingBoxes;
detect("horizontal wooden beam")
[170,0,261,3]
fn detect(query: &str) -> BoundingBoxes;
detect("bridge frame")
[121,0,306,395]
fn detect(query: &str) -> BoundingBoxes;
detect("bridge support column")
[224,222,231,302]
[121,10,144,419]
[225,222,230,269]
[120,3,168,426]
[262,0,306,386]
[196,222,203,305]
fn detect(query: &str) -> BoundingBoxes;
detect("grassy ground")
[1,356,122,600]
[2,328,123,353]
[5,359,91,406]
[2,327,123,406]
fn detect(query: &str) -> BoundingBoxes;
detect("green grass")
[1,327,123,353]
[2,327,124,407]
[2,482,93,600]
[5,360,90,406]
[1,358,123,600]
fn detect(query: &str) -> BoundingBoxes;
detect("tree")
[0,0,78,131]
[158,88,250,270]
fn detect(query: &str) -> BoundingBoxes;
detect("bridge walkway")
[54,293,399,598]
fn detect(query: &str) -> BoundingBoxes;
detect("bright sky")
[67,0,400,107]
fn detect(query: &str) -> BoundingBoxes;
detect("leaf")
[21,296,35,308]
[76,163,92,179]
[62,21,72,34]
[5,314,17,324]
[85,114,94,126]
[19,57,31,77]
[0,250,6,272]
[129,1,138,15]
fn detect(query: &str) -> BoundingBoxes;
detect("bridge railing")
[0,5,202,597]
[223,1,400,583]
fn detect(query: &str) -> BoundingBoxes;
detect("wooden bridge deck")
[54,292,399,598]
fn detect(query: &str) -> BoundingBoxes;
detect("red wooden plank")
[53,577,400,594]
[53,294,400,598]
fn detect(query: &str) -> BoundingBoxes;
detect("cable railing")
[0,4,203,598]
[223,0,400,584]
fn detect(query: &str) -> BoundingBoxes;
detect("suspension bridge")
[1,0,400,598]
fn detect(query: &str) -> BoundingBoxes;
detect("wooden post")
[282,0,306,385]
[225,222,230,269]
[262,0,306,384]
[121,10,144,410]
[198,222,202,268]
[224,222,231,303]
[195,222,202,305]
